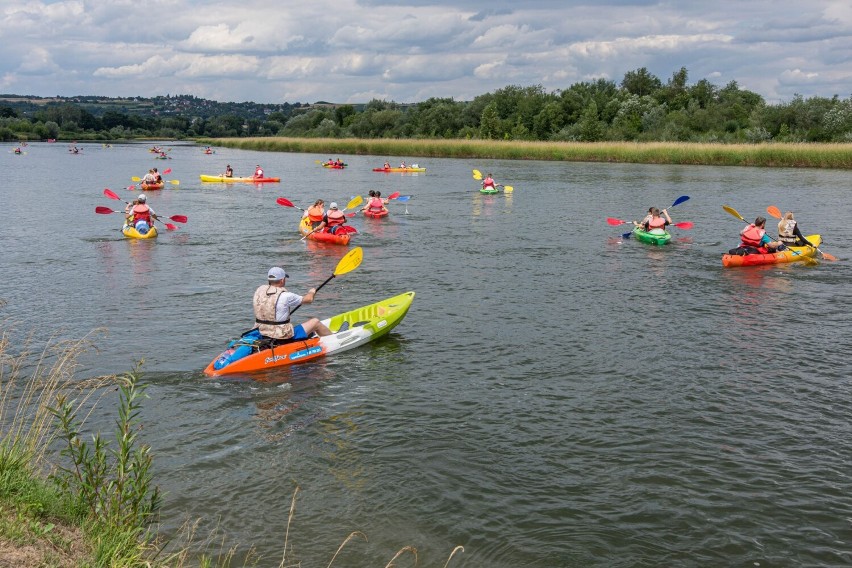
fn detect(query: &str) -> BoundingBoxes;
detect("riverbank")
[198,137,852,169]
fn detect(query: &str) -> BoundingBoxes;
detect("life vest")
[252,285,294,340]
[254,168,263,177]
[307,205,324,222]
[778,219,799,244]
[326,210,345,227]
[368,197,384,211]
[130,204,152,224]
[740,224,765,248]
[483,177,495,188]
[647,216,667,230]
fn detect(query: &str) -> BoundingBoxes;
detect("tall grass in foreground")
[200,137,852,169]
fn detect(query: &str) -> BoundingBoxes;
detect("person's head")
[368,190,375,197]
[227,164,231,168]
[313,199,324,207]
[267,266,289,283]
[137,194,147,203]
[153,168,158,172]
[376,191,381,197]
[754,216,766,228]
[329,202,339,210]
[651,207,660,216]
[783,211,794,221]
[487,173,492,177]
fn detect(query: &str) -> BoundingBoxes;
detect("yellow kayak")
[122,224,158,239]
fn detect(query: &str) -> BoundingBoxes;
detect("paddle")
[277,197,357,217]
[472,169,482,180]
[95,206,178,231]
[103,189,187,225]
[394,195,412,202]
[766,206,837,261]
[620,195,691,238]
[289,247,364,316]
[301,196,363,241]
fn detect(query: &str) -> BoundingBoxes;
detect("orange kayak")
[299,216,353,245]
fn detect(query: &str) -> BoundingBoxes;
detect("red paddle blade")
[606,217,627,226]
[103,188,121,200]
[162,168,172,175]
[388,191,401,200]
[164,222,178,231]
[95,206,118,214]
[674,222,694,229]
[125,185,135,191]
[346,212,356,217]
[276,197,294,207]
[168,215,188,224]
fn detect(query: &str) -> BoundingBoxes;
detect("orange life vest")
[648,216,667,230]
[740,224,765,248]
[307,205,324,222]
[130,204,152,224]
[326,210,345,227]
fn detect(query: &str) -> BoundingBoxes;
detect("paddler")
[125,194,158,234]
[777,211,813,247]
[253,267,331,343]
[224,164,234,178]
[739,216,783,253]
[361,191,387,215]
[305,199,326,229]
[481,172,497,190]
[315,202,348,234]
[634,207,671,232]
[254,164,264,178]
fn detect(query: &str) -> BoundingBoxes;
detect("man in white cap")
[125,194,158,233]
[253,266,331,342]
[314,201,347,234]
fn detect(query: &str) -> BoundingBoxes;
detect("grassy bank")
[199,137,852,169]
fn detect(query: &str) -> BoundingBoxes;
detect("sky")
[2,0,851,106]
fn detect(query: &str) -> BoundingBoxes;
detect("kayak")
[199,174,281,183]
[203,291,415,376]
[122,224,158,239]
[299,216,352,245]
[722,235,821,267]
[322,163,346,169]
[372,167,426,173]
[364,209,389,218]
[479,186,500,194]
[141,181,165,190]
[632,226,672,245]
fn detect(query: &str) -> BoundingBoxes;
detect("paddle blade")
[334,246,363,276]
[722,205,746,222]
[503,185,513,193]
[164,222,178,231]
[394,195,411,202]
[162,168,172,175]
[95,206,118,214]
[671,195,690,208]
[606,217,627,226]
[387,191,401,200]
[472,169,482,180]
[131,176,142,182]
[345,195,363,210]
[622,231,633,239]
[125,185,136,191]
[766,205,782,219]
[103,188,121,200]
[674,221,694,230]
[346,212,356,217]
[170,180,180,185]
[819,249,838,261]
[169,215,188,224]
[277,197,295,207]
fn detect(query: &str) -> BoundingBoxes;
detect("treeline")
[3,67,852,143]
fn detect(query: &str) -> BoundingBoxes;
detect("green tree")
[621,67,662,97]
[479,103,501,139]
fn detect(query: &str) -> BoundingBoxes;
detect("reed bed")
[201,137,852,169]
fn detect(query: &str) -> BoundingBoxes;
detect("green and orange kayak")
[203,291,415,376]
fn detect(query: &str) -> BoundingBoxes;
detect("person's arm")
[662,209,672,224]
[300,288,318,304]
[792,223,813,246]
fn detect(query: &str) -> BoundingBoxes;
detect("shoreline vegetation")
[201,137,852,169]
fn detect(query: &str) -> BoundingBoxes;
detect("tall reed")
[199,137,852,169]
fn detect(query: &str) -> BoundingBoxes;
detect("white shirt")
[275,290,303,321]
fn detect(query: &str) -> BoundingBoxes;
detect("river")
[2,141,850,566]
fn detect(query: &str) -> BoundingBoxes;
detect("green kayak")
[632,226,671,245]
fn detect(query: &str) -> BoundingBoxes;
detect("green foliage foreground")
[204,137,852,169]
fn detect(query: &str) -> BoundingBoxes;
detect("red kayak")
[299,217,354,245]
[364,209,389,218]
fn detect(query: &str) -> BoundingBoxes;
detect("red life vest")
[740,224,765,247]
[647,216,667,230]
[368,197,384,211]
[483,177,495,188]
[307,205,324,222]
[326,210,345,227]
[130,204,151,224]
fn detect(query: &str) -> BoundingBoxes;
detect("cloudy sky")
[2,0,851,105]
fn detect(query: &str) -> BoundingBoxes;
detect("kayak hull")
[479,187,500,194]
[299,216,351,245]
[199,174,280,183]
[322,163,346,169]
[632,227,671,245]
[364,209,389,218]
[122,224,158,239]
[373,167,425,173]
[203,291,415,376]
[141,181,165,191]
[722,235,821,267]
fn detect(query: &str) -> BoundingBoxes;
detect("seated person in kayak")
[254,266,331,343]
[315,202,348,234]
[153,167,162,182]
[254,164,264,178]
[362,191,388,214]
[224,164,234,178]
[383,161,391,169]
[739,216,783,253]
[482,173,497,190]
[305,199,325,229]
[125,194,158,233]
[777,211,813,247]
[141,169,157,185]
[634,207,671,232]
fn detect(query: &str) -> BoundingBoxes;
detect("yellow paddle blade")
[344,195,363,210]
[170,180,180,185]
[503,185,514,193]
[131,176,142,182]
[722,205,746,222]
[334,246,363,276]
[766,205,782,219]
[472,169,482,180]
